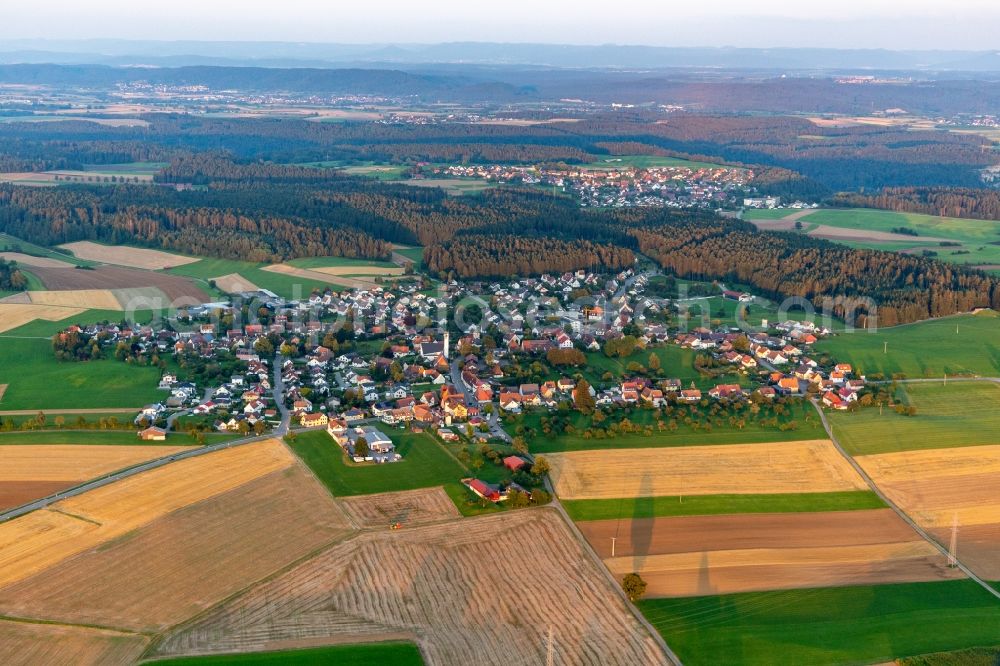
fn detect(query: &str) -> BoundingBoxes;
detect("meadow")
[638,580,1000,666]
[287,429,468,497]
[815,311,1000,378]
[518,401,826,454]
[147,643,425,666]
[562,491,885,521]
[746,207,1000,266]
[829,381,1000,455]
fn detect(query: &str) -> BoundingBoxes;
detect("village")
[40,261,874,510]
[434,162,752,208]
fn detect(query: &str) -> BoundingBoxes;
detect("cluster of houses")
[438,163,752,209]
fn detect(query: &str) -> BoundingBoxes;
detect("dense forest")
[0,113,992,190]
[831,187,1000,222]
[630,218,1000,326]
[425,236,634,278]
[0,258,27,291]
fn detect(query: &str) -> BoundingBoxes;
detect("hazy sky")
[4,0,1000,50]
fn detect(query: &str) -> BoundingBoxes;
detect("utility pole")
[948,513,959,568]
[883,341,888,354]
[611,537,616,558]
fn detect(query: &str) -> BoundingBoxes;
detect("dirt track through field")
[58,241,198,270]
[156,508,669,666]
[548,440,868,500]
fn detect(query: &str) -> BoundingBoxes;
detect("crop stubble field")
[0,620,149,666]
[0,303,86,332]
[0,443,196,509]
[338,487,460,528]
[29,265,209,303]
[857,445,1000,579]
[156,507,668,666]
[547,440,867,500]
[58,241,199,270]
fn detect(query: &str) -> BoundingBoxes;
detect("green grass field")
[638,580,1000,666]
[582,345,736,389]
[168,257,344,300]
[0,308,165,411]
[287,428,468,496]
[147,642,423,666]
[0,232,94,267]
[829,381,1000,455]
[562,491,885,521]
[748,207,1000,266]
[816,311,1000,378]
[393,246,425,266]
[517,401,825,454]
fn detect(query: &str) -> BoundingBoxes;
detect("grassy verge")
[146,642,423,665]
[562,491,885,521]
[638,580,1000,666]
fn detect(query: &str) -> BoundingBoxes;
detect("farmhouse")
[137,426,167,441]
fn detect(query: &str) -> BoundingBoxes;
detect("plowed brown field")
[156,508,668,666]
[30,265,208,303]
[578,510,960,597]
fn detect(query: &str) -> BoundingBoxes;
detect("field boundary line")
[545,479,683,666]
[811,398,1000,602]
[141,527,366,659]
[0,613,153,637]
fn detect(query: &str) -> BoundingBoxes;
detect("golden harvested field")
[858,445,1000,579]
[339,487,460,528]
[309,264,405,278]
[0,465,353,632]
[0,444,194,482]
[0,439,293,588]
[28,289,123,310]
[0,252,73,268]
[548,440,868,500]
[58,241,199,270]
[0,303,85,333]
[0,444,194,510]
[261,263,374,290]
[579,510,960,597]
[211,272,260,294]
[157,508,668,665]
[0,620,149,666]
